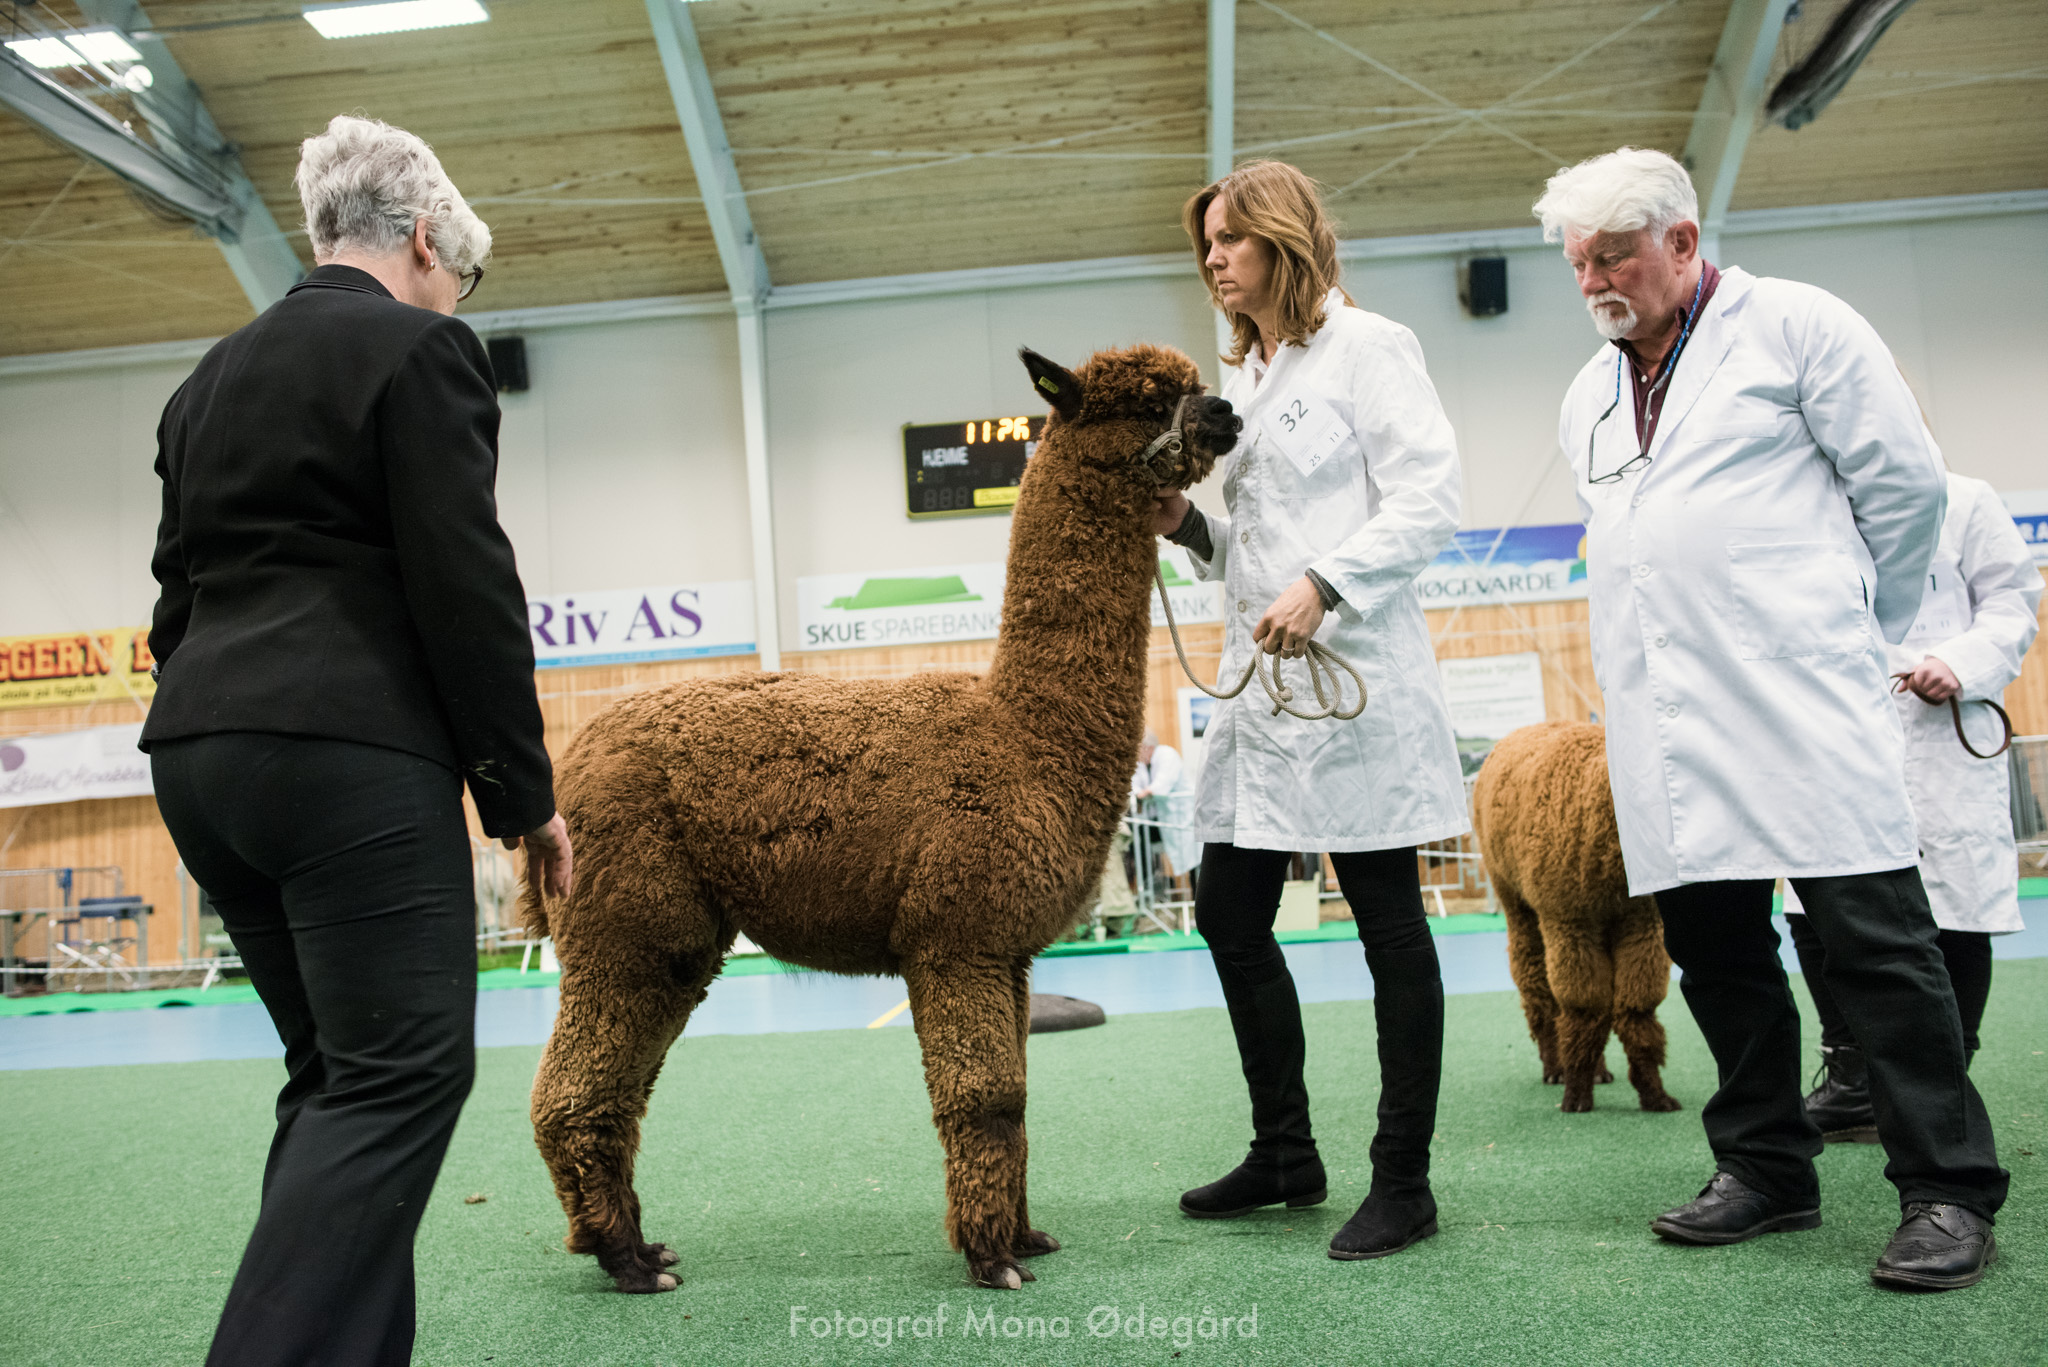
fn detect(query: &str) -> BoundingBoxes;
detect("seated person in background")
[1790,466,2042,1138]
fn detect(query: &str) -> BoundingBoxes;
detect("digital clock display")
[902,415,1046,519]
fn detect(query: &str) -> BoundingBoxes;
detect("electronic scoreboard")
[902,415,1046,519]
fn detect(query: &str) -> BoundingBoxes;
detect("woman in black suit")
[143,114,569,1367]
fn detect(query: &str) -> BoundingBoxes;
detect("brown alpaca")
[523,344,1240,1294]
[1471,721,1681,1114]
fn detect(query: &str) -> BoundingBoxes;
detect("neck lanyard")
[1587,268,1707,484]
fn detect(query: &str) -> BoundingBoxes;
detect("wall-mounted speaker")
[1459,257,1508,318]
[486,336,529,393]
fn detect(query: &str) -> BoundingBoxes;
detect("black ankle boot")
[1329,1189,1438,1260]
[1184,968,1323,1218]
[1180,1154,1328,1218]
[1803,1044,1878,1144]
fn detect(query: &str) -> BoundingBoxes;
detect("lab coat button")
[1237,600,1248,613]
[1653,634,1668,648]
[1632,564,1650,579]
[1240,532,1250,544]
[1631,494,1644,508]
[1665,705,1680,719]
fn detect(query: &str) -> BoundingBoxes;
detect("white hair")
[1532,146,1698,244]
[296,114,491,273]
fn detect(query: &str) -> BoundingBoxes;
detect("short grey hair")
[1532,146,1698,244]
[296,114,491,273]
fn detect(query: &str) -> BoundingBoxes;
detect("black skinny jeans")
[151,733,479,1367]
[1195,842,1443,1199]
[1656,870,2006,1218]
[1788,912,1995,1056]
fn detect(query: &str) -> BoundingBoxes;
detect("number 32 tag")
[1263,392,1349,478]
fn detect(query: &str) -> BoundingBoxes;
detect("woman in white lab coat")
[1153,161,1466,1262]
[1791,471,2042,1140]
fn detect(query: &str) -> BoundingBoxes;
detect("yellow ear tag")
[1036,376,1059,394]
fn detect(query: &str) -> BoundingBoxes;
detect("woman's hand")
[1899,656,1962,704]
[505,812,575,898]
[1150,489,1191,537]
[1253,576,1326,659]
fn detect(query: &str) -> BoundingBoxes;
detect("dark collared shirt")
[1618,260,1720,452]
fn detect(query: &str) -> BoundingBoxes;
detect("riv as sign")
[526,581,755,669]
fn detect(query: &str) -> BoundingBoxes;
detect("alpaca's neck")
[986,455,1156,798]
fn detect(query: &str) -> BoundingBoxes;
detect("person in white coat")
[1153,160,1467,1262]
[1791,470,2042,1139]
[1131,730,1198,882]
[1538,146,2006,1292]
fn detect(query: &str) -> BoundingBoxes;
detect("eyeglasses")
[455,265,485,302]
[1586,359,1650,485]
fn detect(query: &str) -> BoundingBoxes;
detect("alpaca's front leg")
[905,957,1038,1289]
[1008,957,1060,1262]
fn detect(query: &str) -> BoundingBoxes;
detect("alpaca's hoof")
[973,1259,1027,1290]
[1595,1064,1615,1084]
[1559,1090,1594,1113]
[1015,1229,1061,1258]
[1640,1092,1682,1113]
[613,1267,679,1294]
[1542,1069,1564,1085]
[643,1242,681,1267]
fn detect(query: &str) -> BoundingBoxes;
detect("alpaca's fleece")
[1473,722,1680,1114]
[522,342,1240,1295]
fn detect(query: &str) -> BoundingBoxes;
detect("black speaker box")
[1460,257,1508,317]
[486,336,530,392]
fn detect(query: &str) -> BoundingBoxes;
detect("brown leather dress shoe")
[1871,1203,1997,1291]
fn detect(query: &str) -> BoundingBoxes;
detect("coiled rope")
[1154,561,1367,721]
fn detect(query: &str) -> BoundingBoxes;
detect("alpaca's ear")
[1018,347,1083,420]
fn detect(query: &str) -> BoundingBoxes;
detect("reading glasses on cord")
[1586,268,1705,485]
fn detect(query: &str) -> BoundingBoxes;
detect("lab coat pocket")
[1727,541,1866,659]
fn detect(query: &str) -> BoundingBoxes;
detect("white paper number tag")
[1902,553,1970,648]
[1264,392,1349,478]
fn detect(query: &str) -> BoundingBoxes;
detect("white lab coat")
[1559,266,1947,896]
[1185,290,1468,853]
[1789,473,2041,931]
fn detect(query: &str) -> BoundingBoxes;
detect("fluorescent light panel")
[302,0,489,39]
[4,28,142,69]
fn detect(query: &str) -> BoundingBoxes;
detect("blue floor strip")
[4,917,2044,1072]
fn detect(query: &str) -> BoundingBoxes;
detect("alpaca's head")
[1017,343,1240,492]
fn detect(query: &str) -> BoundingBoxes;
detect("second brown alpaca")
[1473,721,1682,1114]
[521,343,1240,1295]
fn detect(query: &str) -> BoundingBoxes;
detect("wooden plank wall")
[7,593,2047,967]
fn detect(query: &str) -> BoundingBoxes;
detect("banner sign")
[1439,652,1549,775]
[527,580,755,669]
[0,629,157,711]
[2002,491,2048,567]
[797,547,1222,650]
[0,722,152,809]
[1417,524,1587,607]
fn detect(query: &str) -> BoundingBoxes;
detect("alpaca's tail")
[518,875,552,943]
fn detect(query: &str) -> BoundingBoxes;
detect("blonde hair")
[296,113,491,274]
[1183,161,1353,367]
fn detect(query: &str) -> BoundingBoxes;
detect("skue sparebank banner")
[797,548,1222,650]
[0,723,152,809]
[527,581,755,668]
[1416,524,1588,607]
[0,628,157,711]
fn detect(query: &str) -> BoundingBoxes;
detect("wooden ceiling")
[1,0,2042,355]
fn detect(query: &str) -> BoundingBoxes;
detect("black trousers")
[1195,843,1443,1199]
[152,733,478,1367]
[1787,912,1995,1056]
[1656,870,2007,1217]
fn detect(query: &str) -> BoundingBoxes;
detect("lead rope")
[1154,560,1368,721]
[1891,673,2013,759]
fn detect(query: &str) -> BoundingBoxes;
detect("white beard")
[1587,290,1638,341]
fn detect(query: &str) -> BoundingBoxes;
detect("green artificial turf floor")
[3,963,2043,1367]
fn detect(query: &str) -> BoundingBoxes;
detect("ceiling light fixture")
[4,28,143,69]
[301,0,490,40]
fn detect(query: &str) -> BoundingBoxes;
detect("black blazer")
[142,264,554,838]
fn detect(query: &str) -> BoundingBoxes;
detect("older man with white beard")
[1534,146,2007,1291]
